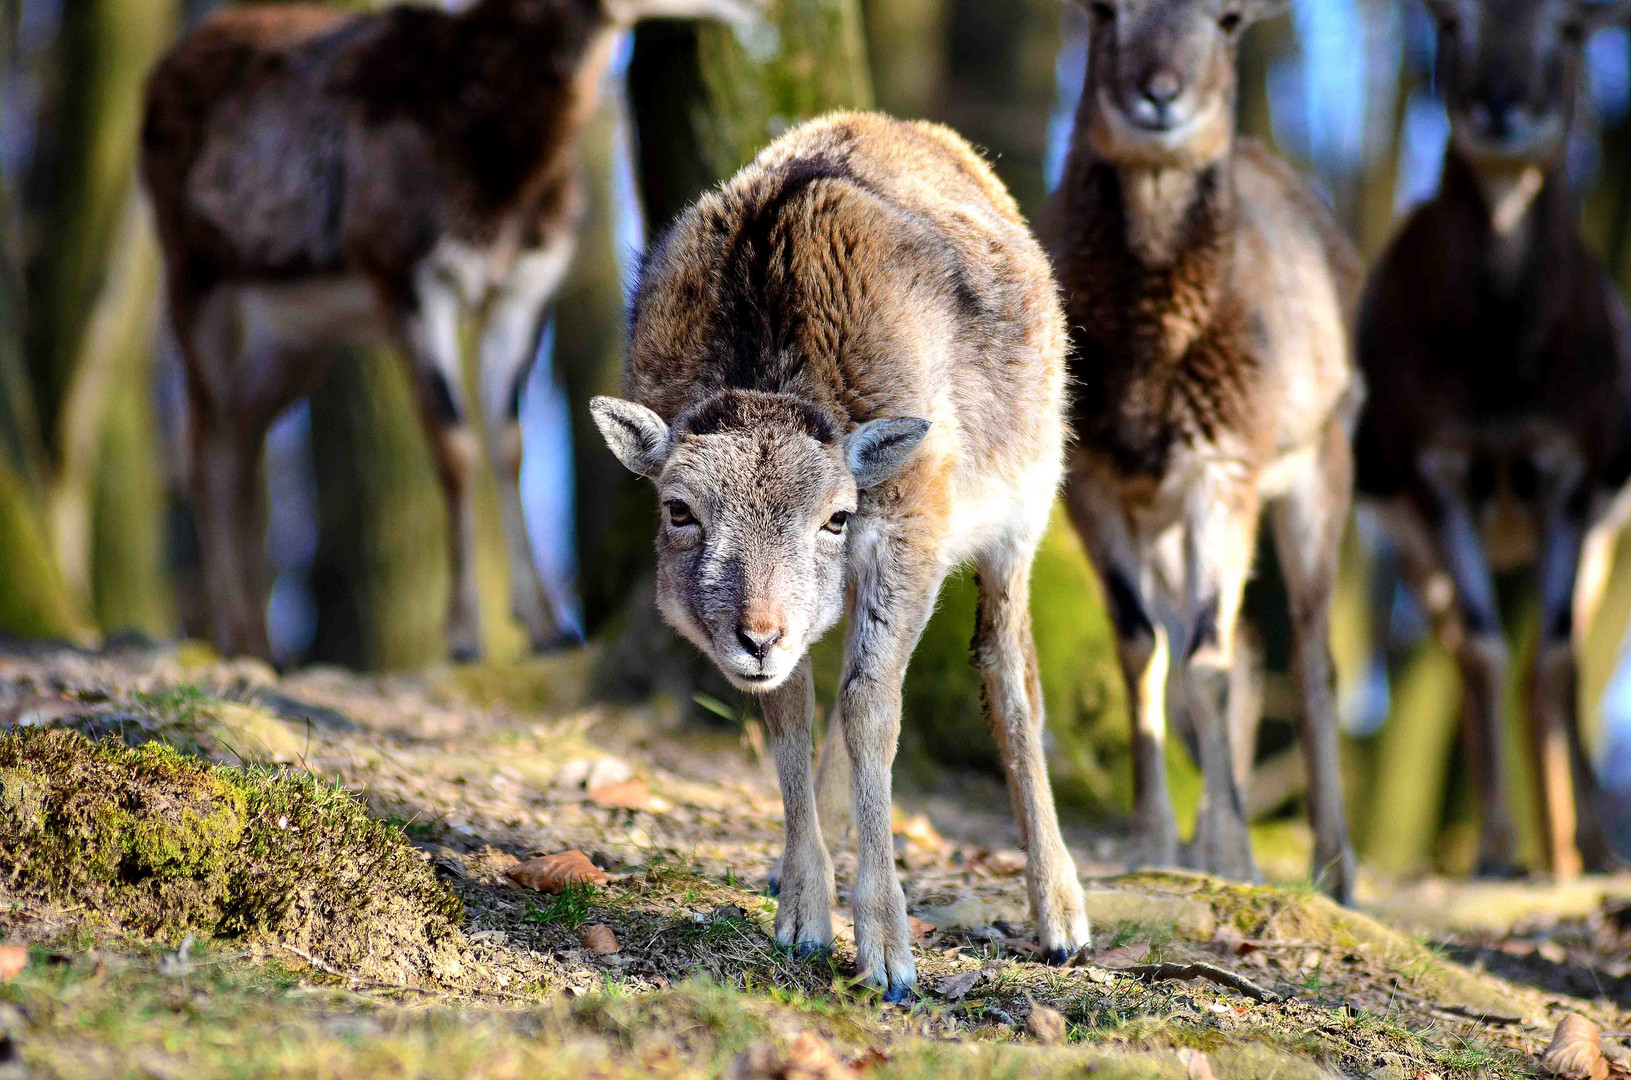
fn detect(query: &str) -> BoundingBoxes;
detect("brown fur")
[1355,0,1631,878]
[1045,0,1361,901]
[141,0,751,661]
[593,112,1089,999]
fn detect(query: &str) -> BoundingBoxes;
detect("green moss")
[0,728,463,984]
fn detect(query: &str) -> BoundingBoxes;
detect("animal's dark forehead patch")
[679,390,838,444]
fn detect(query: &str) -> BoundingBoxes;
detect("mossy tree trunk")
[5,0,178,640]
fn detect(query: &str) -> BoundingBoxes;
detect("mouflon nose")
[736,624,782,662]
[1142,69,1182,107]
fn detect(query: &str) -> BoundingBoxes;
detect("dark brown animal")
[140,0,752,661]
[1356,0,1631,878]
[592,112,1090,1000]
[1045,0,1362,900]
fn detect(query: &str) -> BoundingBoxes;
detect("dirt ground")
[3,638,1631,1079]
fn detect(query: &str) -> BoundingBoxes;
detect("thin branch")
[1123,962,1283,1004]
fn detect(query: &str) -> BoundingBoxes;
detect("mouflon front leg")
[761,657,835,954]
[1183,467,1261,885]
[840,519,945,1002]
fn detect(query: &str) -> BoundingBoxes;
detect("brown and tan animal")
[591,112,1091,999]
[140,0,753,662]
[1356,0,1631,878]
[1045,0,1362,900]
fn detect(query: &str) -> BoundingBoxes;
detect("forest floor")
[2,639,1631,1078]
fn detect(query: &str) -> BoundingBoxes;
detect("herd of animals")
[137,0,1631,999]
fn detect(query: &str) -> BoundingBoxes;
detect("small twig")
[1124,961,1282,1003]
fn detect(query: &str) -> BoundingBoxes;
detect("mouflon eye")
[1090,1,1116,21]
[1562,19,1585,43]
[823,510,850,534]
[666,500,697,527]
[1218,10,1243,31]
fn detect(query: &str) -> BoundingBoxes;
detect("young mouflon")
[592,112,1090,999]
[1045,0,1362,900]
[1356,0,1631,878]
[141,0,753,663]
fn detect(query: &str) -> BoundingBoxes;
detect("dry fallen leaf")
[891,810,948,853]
[907,916,937,939]
[1092,942,1150,969]
[581,924,619,954]
[1542,1014,1610,1080]
[588,779,672,814]
[506,850,610,893]
[1026,1003,1067,1045]
[731,1030,849,1080]
[0,944,27,982]
[937,969,984,1001]
[979,849,1026,876]
[1184,1049,1219,1080]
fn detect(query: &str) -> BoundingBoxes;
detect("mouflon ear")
[590,397,671,478]
[844,418,931,490]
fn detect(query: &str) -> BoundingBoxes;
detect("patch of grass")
[523,885,601,930]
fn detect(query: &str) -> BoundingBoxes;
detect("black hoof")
[449,644,481,665]
[1043,947,1071,967]
[765,875,781,898]
[793,941,830,959]
[882,981,917,1005]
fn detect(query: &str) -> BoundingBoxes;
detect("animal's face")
[1082,0,1284,167]
[591,392,928,693]
[1429,0,1617,167]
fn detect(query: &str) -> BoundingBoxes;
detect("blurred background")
[4,0,1631,877]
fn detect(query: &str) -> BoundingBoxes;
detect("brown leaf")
[1185,1050,1218,1080]
[937,969,984,1001]
[588,779,672,814]
[891,810,948,853]
[581,924,619,954]
[907,916,937,940]
[1092,942,1150,969]
[1026,1003,1067,1045]
[505,850,610,893]
[731,1030,849,1080]
[1542,1014,1610,1080]
[979,849,1026,876]
[0,945,27,982]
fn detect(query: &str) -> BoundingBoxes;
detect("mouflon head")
[1079,0,1288,168]
[592,389,928,692]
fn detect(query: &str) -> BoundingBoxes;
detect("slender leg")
[1417,456,1516,875]
[1183,469,1261,884]
[1064,475,1178,869]
[759,657,834,954]
[769,694,845,900]
[177,287,273,661]
[973,540,1091,961]
[1530,461,1594,878]
[1270,420,1356,903]
[389,272,482,662]
[841,521,943,1002]
[478,240,577,651]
